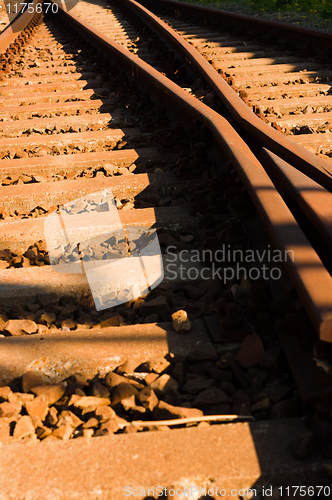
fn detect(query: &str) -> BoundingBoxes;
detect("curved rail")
[126,0,332,191]
[50,3,332,341]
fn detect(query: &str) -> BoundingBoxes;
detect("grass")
[177,0,332,20]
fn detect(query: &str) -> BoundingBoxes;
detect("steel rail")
[126,0,332,191]
[40,3,332,341]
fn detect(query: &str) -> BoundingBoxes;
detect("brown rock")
[0,261,9,270]
[153,400,203,420]
[82,429,94,438]
[29,416,43,429]
[74,389,86,398]
[83,417,99,429]
[105,371,143,390]
[121,395,146,417]
[0,401,21,418]
[13,416,36,441]
[3,319,38,336]
[95,419,119,436]
[236,334,265,368]
[58,411,83,428]
[73,396,111,409]
[145,373,159,385]
[293,429,317,458]
[137,387,158,411]
[31,384,66,405]
[45,406,58,426]
[52,422,73,440]
[60,303,77,317]
[9,392,33,406]
[81,406,96,422]
[94,406,116,422]
[124,424,139,434]
[172,310,192,333]
[115,359,138,375]
[26,398,49,421]
[0,418,12,445]
[0,206,9,219]
[149,374,179,396]
[90,383,110,399]
[135,358,170,374]
[111,383,138,406]
[0,386,13,402]
[39,311,56,325]
[35,425,52,439]
[33,174,48,181]
[0,250,11,263]
[61,318,77,330]
[193,387,232,409]
[93,315,126,328]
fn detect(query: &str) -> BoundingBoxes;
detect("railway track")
[0,1,331,497]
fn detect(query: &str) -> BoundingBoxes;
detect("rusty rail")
[0,0,40,53]
[127,0,332,191]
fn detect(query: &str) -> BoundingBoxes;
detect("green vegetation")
[178,0,332,20]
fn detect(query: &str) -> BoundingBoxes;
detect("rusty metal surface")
[229,148,332,342]
[126,0,332,190]
[55,3,263,172]
[260,148,332,250]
